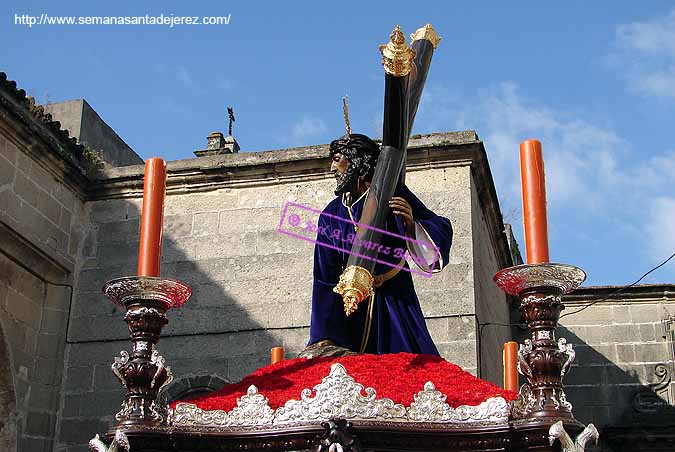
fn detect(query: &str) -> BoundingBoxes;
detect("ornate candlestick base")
[102,276,191,427]
[494,263,585,421]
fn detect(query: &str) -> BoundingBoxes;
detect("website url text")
[15,13,232,28]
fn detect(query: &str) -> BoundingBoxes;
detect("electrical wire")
[476,250,675,334]
[559,250,675,320]
[477,318,526,338]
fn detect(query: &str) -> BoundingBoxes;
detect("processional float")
[91,25,599,452]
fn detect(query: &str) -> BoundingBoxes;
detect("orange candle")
[519,139,550,264]
[503,341,518,392]
[270,346,284,365]
[137,158,167,277]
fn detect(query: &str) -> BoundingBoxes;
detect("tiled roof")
[0,71,90,175]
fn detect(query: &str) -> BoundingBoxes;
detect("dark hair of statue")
[329,134,380,195]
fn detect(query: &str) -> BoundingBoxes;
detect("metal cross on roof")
[227,106,235,136]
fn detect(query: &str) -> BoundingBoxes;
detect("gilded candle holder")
[494,263,585,422]
[102,276,192,427]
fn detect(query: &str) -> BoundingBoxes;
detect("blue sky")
[3,1,675,286]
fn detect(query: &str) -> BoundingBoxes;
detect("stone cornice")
[90,131,481,199]
[565,284,675,305]
[89,129,512,270]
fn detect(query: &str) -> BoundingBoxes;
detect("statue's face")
[331,152,349,177]
[330,152,355,195]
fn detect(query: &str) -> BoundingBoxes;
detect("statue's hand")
[298,340,358,359]
[389,197,415,237]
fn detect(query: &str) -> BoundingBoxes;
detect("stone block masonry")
[0,98,87,452]
[557,285,675,450]
[0,134,86,270]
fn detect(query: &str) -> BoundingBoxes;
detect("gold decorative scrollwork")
[333,265,374,316]
[410,24,441,48]
[379,25,415,77]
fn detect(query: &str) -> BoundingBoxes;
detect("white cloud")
[418,82,626,209]
[634,70,675,99]
[290,116,328,146]
[416,81,675,271]
[646,197,675,263]
[614,10,675,99]
[616,11,675,58]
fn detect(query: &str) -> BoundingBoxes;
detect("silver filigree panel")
[173,385,275,427]
[170,363,510,429]
[407,382,508,423]
[510,384,536,419]
[274,363,406,423]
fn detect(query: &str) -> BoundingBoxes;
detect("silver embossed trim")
[558,338,575,379]
[89,429,129,452]
[494,263,586,296]
[111,351,130,388]
[517,340,534,381]
[173,402,229,427]
[133,341,149,353]
[102,276,192,308]
[150,350,173,390]
[536,330,552,340]
[407,382,508,423]
[549,420,599,451]
[510,384,536,419]
[173,385,274,427]
[275,363,406,423]
[171,363,510,428]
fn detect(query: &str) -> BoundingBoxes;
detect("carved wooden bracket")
[311,419,363,452]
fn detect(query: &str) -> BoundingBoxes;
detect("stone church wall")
[470,175,512,384]
[559,286,675,451]
[0,118,87,451]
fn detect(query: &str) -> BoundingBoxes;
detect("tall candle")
[519,139,550,264]
[503,341,518,392]
[270,346,284,365]
[137,158,167,277]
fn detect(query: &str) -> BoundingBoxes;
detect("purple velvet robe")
[308,183,453,355]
